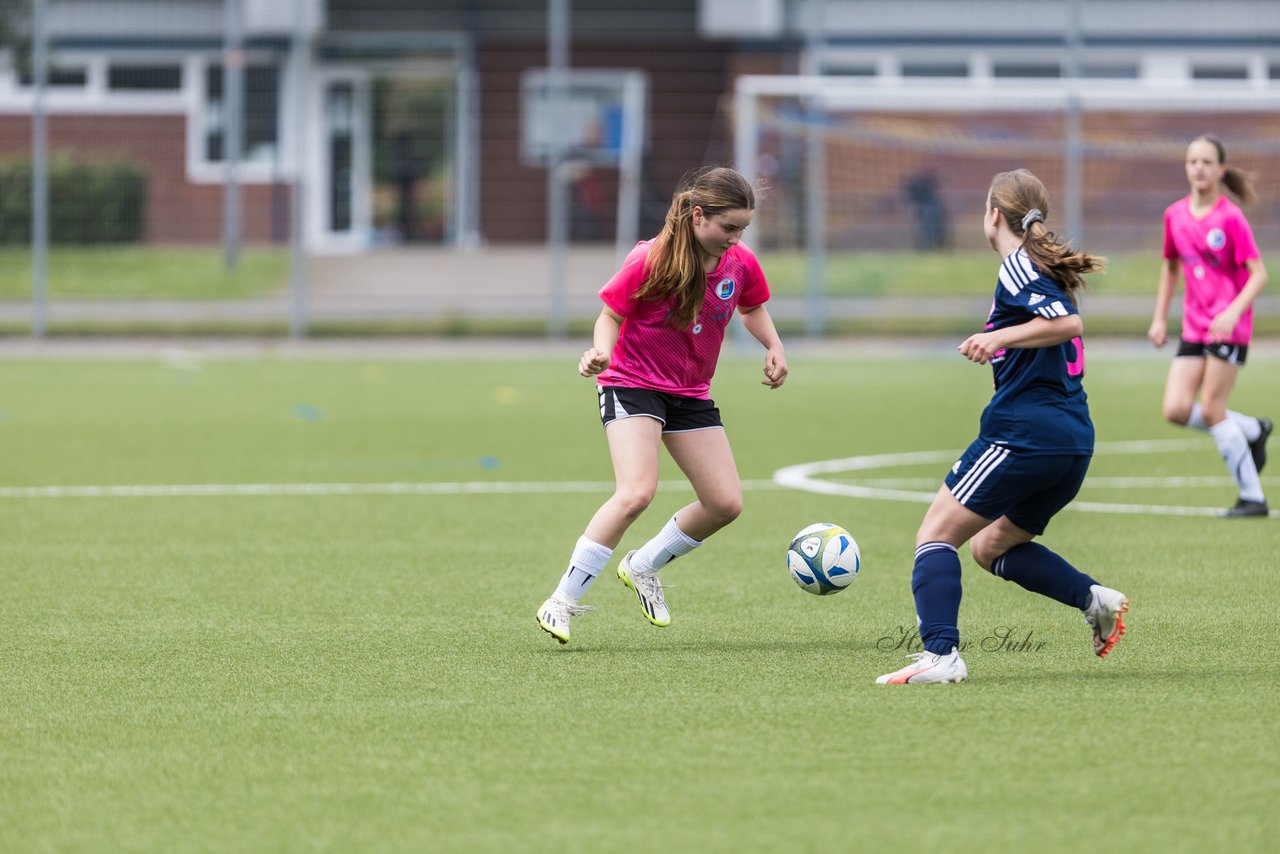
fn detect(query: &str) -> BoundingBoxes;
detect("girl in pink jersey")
[1149,135,1270,517]
[537,166,788,644]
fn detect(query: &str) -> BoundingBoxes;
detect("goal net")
[733,77,1280,256]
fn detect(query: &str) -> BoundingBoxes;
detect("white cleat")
[536,596,594,645]
[876,646,968,684]
[616,550,671,627]
[1083,584,1129,658]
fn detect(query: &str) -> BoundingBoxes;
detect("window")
[18,65,88,88]
[108,64,182,91]
[901,62,969,78]
[1192,65,1248,80]
[204,63,280,164]
[1081,64,1139,79]
[993,62,1061,79]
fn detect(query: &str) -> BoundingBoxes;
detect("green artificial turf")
[2,351,1277,852]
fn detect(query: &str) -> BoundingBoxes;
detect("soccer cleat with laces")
[1083,584,1129,658]
[617,550,671,627]
[876,647,968,684]
[1249,417,1272,474]
[536,596,594,644]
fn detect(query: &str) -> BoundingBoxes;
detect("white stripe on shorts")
[951,444,1009,505]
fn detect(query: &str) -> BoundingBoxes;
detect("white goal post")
[732,76,1280,333]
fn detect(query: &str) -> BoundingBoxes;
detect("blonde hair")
[636,166,756,329]
[989,169,1104,302]
[1192,135,1258,205]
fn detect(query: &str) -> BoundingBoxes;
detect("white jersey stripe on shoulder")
[998,265,1023,296]
[1049,300,1067,316]
[1011,250,1037,282]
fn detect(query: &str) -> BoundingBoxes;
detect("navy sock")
[912,542,962,655]
[992,542,1097,610]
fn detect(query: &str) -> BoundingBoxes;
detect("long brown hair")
[636,166,756,329]
[989,169,1104,303]
[1193,134,1258,205]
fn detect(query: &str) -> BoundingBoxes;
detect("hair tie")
[1021,209,1044,231]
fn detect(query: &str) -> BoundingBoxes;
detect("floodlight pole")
[31,0,48,338]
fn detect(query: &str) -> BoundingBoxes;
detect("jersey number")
[1067,337,1085,377]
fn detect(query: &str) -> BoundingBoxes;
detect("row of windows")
[823,60,1280,80]
[14,61,282,166]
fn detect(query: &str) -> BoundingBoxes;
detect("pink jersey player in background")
[1149,135,1271,517]
[537,166,788,644]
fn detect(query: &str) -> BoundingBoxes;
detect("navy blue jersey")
[976,250,1094,455]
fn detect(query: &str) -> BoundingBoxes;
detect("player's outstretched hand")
[958,331,1001,365]
[579,348,610,377]
[762,347,789,389]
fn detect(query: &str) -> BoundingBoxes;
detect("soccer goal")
[732,75,1280,331]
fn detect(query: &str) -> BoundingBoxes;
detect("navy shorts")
[1176,339,1249,366]
[944,439,1091,535]
[598,386,724,433]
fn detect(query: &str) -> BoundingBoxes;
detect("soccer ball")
[787,523,860,595]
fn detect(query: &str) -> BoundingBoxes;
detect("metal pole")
[803,0,827,338]
[1064,0,1084,246]
[546,0,570,337]
[31,0,48,338]
[288,0,308,337]
[613,72,644,267]
[223,0,244,270]
[454,38,481,249]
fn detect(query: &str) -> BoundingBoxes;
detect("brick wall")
[0,114,288,244]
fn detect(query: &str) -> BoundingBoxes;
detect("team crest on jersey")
[1207,228,1226,250]
[692,323,703,334]
[1028,293,1046,306]
[715,278,736,300]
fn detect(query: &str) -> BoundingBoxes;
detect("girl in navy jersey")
[1149,135,1270,518]
[537,166,788,644]
[878,168,1128,685]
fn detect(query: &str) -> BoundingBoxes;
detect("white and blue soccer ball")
[787,523,860,596]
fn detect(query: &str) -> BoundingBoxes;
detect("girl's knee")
[614,487,656,520]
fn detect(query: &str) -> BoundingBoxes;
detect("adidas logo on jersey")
[1027,293,1046,305]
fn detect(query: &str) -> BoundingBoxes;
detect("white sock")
[630,516,703,576]
[1209,419,1265,503]
[1188,404,1261,441]
[553,536,613,604]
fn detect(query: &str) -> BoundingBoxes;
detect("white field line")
[0,479,786,499]
[772,438,1277,518]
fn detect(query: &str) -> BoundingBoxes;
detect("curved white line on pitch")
[772,438,1261,518]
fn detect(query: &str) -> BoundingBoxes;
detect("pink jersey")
[1163,195,1262,345]
[596,240,770,398]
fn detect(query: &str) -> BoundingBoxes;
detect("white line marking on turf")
[0,479,786,499]
[772,438,1274,518]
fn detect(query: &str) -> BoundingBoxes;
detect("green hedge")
[0,156,146,244]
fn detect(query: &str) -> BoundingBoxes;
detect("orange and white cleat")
[876,646,968,684]
[1084,584,1129,658]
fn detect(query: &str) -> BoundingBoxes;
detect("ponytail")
[989,169,1104,302]
[1196,135,1258,205]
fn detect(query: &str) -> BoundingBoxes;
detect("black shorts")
[597,386,724,433]
[1177,339,1249,366]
